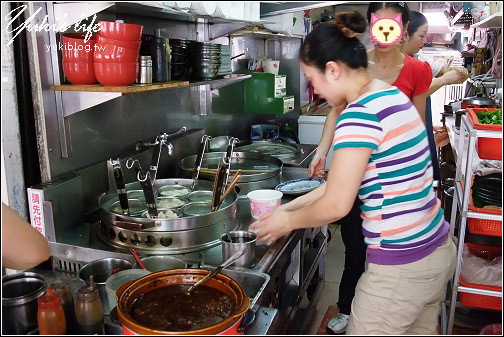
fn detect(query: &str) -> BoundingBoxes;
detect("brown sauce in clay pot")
[130,284,234,331]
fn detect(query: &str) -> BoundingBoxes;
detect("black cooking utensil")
[110,159,129,215]
[192,135,211,189]
[211,160,227,212]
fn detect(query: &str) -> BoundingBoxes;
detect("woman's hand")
[249,208,293,244]
[308,153,326,178]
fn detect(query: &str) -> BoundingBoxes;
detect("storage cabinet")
[445,114,502,334]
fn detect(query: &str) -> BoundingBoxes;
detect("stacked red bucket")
[94,21,143,86]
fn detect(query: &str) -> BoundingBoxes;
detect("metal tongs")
[211,138,239,212]
[191,135,212,190]
[108,158,129,215]
[126,158,158,219]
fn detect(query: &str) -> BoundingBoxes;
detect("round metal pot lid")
[179,152,282,183]
[462,95,496,105]
[237,140,299,161]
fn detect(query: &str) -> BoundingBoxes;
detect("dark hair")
[407,11,428,36]
[299,11,368,71]
[366,2,410,25]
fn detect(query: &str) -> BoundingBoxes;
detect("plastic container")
[467,176,502,237]
[76,276,104,335]
[459,243,502,311]
[37,287,66,335]
[247,189,283,219]
[105,269,151,310]
[467,108,502,160]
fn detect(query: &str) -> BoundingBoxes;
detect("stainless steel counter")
[23,166,327,335]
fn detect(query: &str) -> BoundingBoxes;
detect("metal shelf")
[471,12,503,29]
[457,285,502,297]
[446,113,502,334]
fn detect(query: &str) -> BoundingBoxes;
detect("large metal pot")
[116,269,250,335]
[2,272,46,335]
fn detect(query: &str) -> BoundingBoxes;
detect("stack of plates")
[189,42,222,80]
[217,45,231,76]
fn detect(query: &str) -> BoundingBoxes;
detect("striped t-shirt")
[333,87,449,265]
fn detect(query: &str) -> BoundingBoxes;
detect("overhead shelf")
[470,12,503,29]
[230,30,303,40]
[51,81,189,93]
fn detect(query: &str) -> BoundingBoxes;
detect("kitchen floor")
[300,224,501,335]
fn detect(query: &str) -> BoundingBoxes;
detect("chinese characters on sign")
[27,188,45,238]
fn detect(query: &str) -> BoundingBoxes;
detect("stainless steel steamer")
[98,178,238,254]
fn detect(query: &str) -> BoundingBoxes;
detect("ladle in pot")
[186,248,247,295]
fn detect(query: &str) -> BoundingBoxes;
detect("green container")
[244,72,294,115]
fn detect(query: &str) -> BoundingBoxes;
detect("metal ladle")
[186,248,247,295]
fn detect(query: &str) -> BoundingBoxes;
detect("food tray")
[467,108,502,160]
[459,243,502,311]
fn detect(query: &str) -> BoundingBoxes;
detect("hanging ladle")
[186,248,247,295]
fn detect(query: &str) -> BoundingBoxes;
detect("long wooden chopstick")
[217,170,242,209]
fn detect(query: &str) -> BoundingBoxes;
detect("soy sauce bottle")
[51,279,78,334]
[75,275,104,334]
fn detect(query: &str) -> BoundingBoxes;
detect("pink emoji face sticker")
[370,13,403,45]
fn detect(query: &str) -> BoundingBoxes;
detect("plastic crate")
[459,243,502,311]
[467,108,502,160]
[468,177,502,237]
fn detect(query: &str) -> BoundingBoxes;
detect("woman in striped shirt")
[249,11,456,334]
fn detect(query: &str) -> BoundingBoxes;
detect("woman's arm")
[308,103,345,178]
[412,91,429,124]
[427,67,468,96]
[250,147,371,243]
[2,203,51,270]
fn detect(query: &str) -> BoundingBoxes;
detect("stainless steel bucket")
[2,272,46,335]
[221,231,257,268]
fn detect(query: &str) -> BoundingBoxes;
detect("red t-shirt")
[392,54,432,100]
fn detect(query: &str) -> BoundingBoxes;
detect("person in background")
[308,3,435,334]
[251,9,456,335]
[402,11,469,97]
[402,10,469,181]
[2,202,51,270]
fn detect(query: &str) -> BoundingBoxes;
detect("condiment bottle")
[75,275,104,334]
[51,279,78,334]
[138,55,153,84]
[37,287,67,335]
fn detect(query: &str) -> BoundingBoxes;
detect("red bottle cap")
[38,287,62,310]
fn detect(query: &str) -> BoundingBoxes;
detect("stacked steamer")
[217,45,232,77]
[94,21,143,86]
[61,33,98,84]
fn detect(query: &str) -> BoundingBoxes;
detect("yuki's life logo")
[370,13,402,45]
[5,5,100,46]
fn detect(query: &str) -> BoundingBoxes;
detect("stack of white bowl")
[190,1,217,16]
[217,45,232,76]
